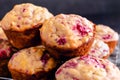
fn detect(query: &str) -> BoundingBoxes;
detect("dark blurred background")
[0,0,120,33]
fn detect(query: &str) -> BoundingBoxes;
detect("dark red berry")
[41,52,50,64]
[102,34,112,40]
[57,37,66,45]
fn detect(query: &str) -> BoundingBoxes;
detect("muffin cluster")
[0,3,119,80]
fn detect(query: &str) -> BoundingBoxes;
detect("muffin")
[95,24,119,54]
[0,3,53,49]
[40,14,95,59]
[88,39,110,59]
[0,27,15,77]
[8,46,57,80]
[56,55,120,80]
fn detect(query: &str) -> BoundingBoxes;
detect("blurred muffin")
[0,27,15,77]
[88,39,110,59]
[8,46,57,80]
[1,3,53,49]
[56,55,120,80]
[95,24,119,54]
[40,14,95,59]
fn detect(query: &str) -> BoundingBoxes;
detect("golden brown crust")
[10,68,56,80]
[105,41,118,54]
[4,27,41,49]
[45,37,94,59]
[9,69,49,80]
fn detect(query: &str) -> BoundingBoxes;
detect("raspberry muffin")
[56,55,120,80]
[40,14,95,59]
[0,27,15,77]
[8,46,57,80]
[88,39,110,59]
[1,3,53,49]
[95,24,119,54]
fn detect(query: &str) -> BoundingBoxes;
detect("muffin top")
[1,3,53,31]
[40,14,94,50]
[55,55,120,80]
[88,39,110,58]
[8,46,56,75]
[95,24,119,42]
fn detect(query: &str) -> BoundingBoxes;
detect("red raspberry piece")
[57,37,66,45]
[72,24,91,36]
[41,52,50,64]
[102,34,112,40]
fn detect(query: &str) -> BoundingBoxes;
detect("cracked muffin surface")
[40,14,94,49]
